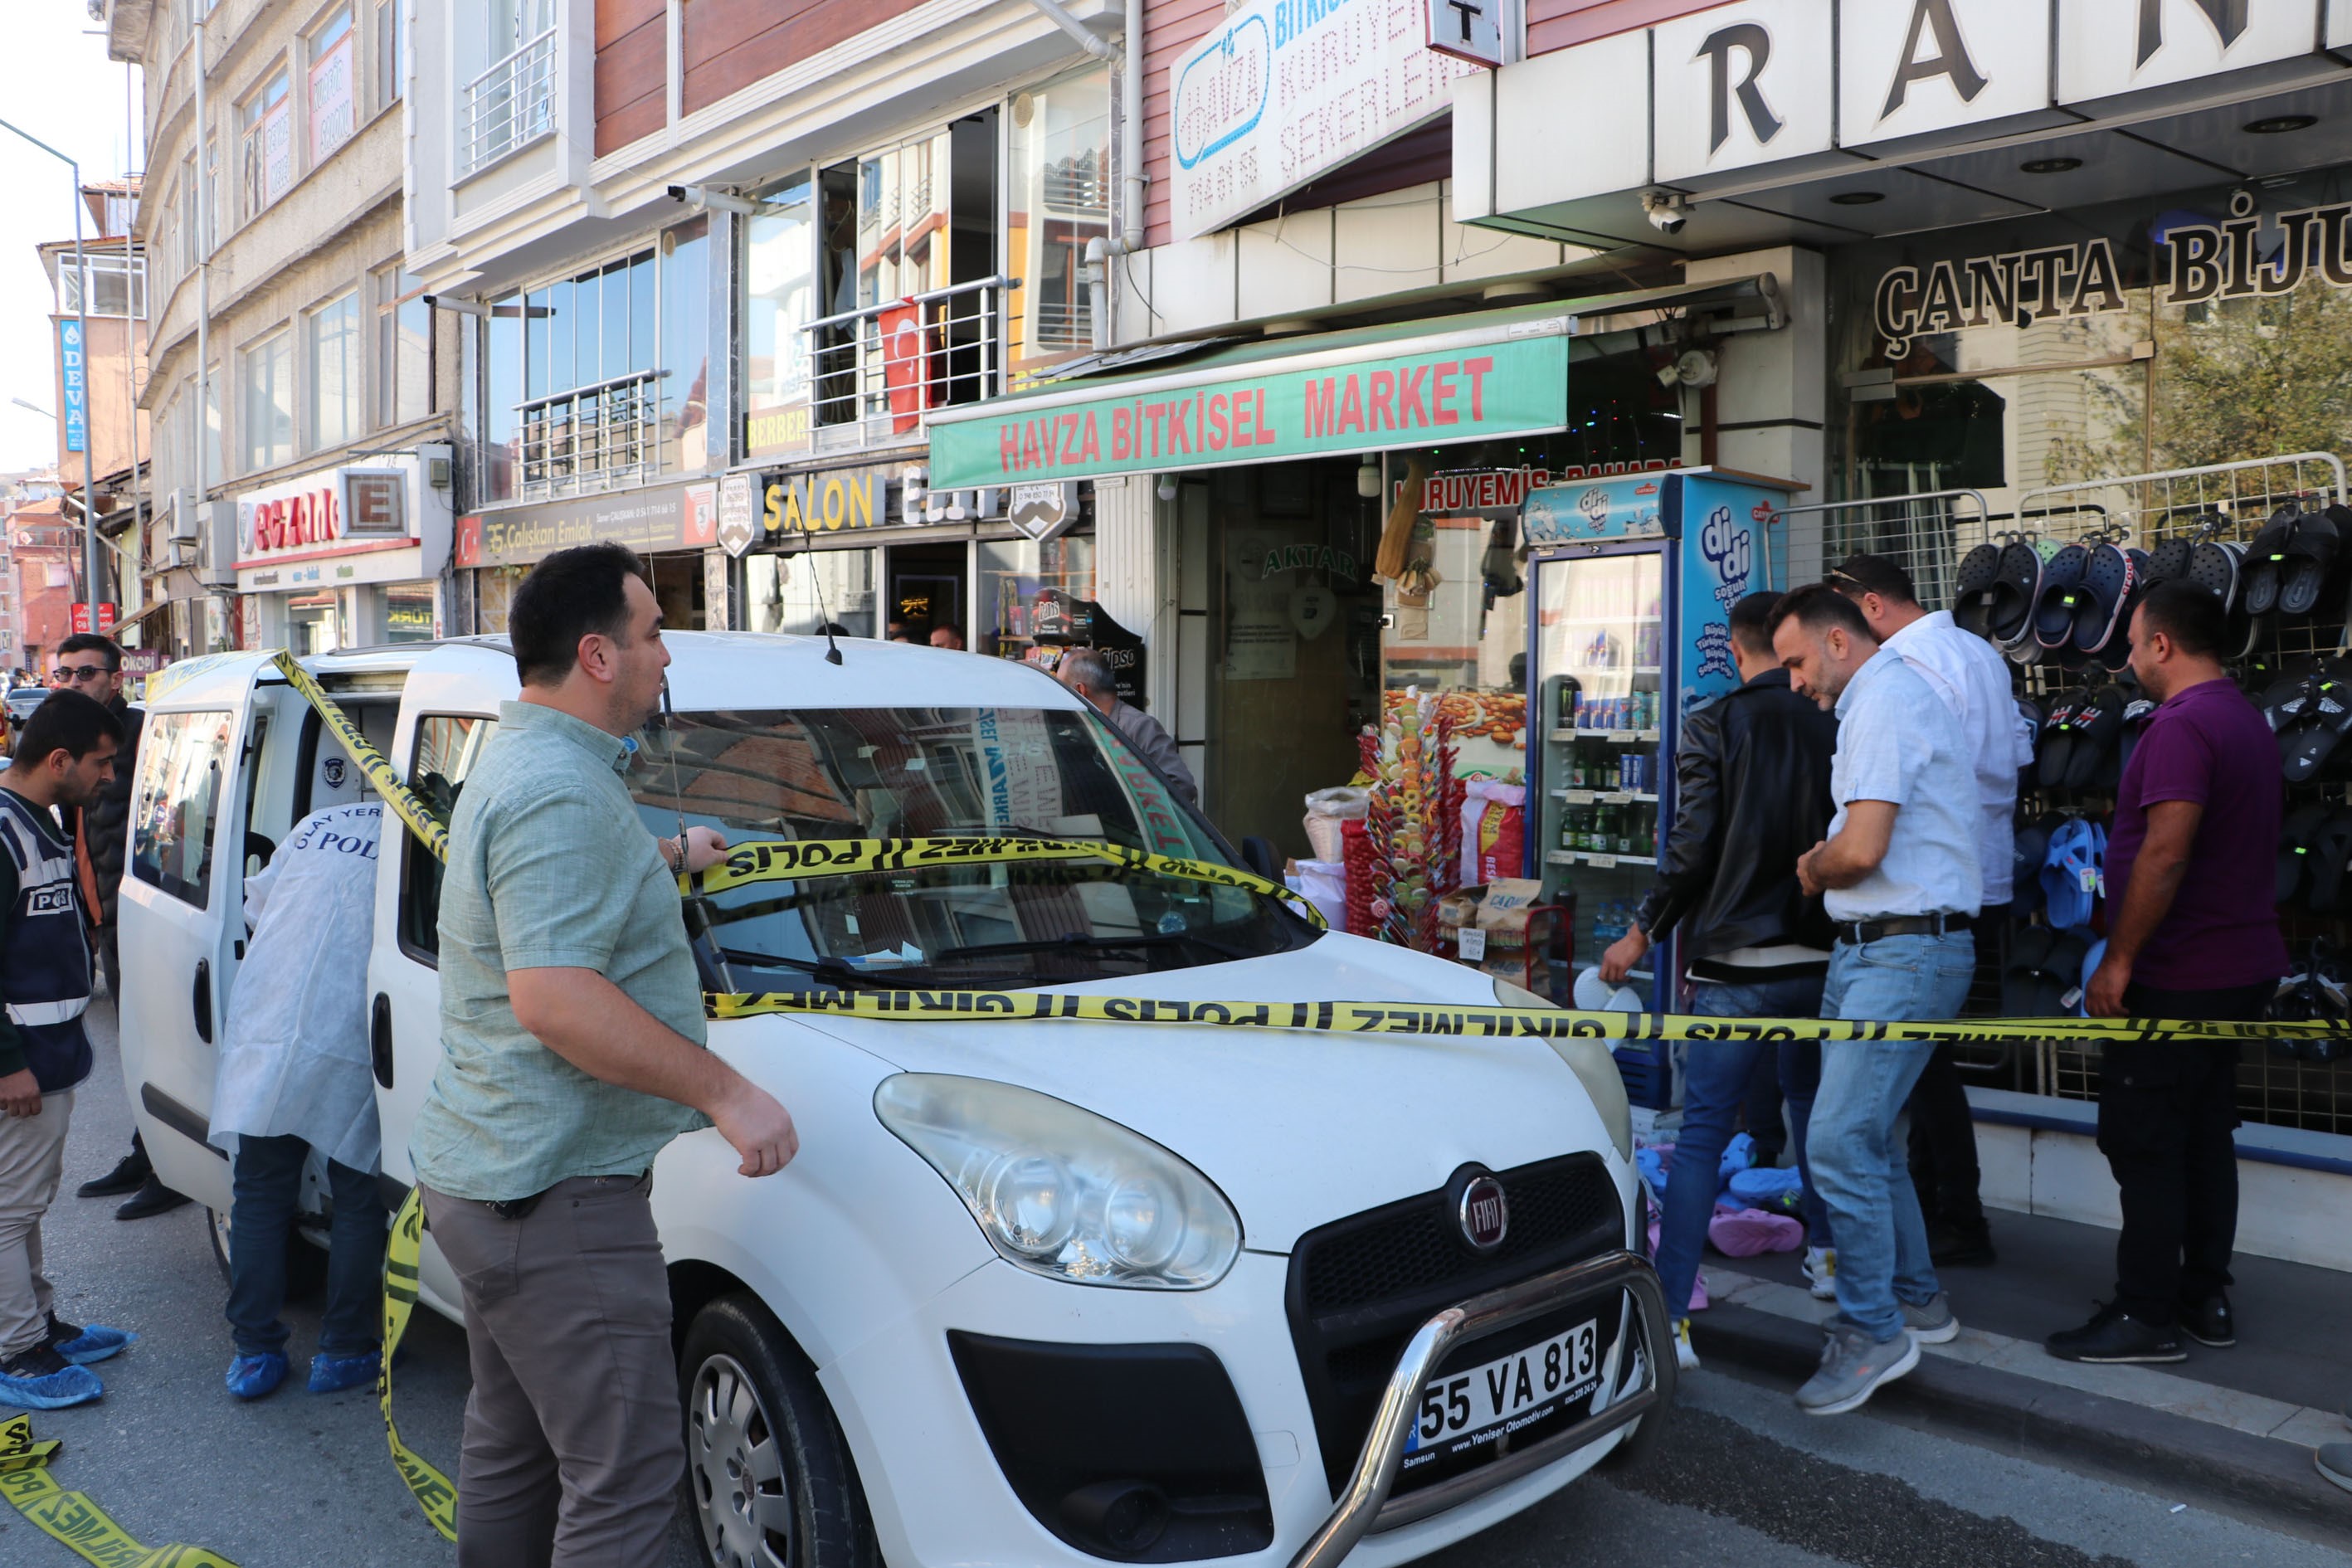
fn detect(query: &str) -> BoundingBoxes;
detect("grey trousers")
[0,1089,71,1360]
[420,1173,682,1568]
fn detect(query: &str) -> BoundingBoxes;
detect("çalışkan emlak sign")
[926,324,1571,489]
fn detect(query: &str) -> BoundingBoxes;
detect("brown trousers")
[420,1173,681,1568]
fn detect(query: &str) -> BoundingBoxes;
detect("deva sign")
[1169,0,1476,241]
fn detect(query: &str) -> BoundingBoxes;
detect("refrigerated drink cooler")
[1519,470,1799,1105]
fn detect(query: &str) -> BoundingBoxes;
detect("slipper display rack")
[1782,454,2352,1144]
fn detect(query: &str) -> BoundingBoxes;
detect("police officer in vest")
[0,689,135,1410]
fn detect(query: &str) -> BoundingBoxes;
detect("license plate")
[1405,1319,1600,1456]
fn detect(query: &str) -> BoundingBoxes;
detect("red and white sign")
[69,602,118,635]
[238,467,416,567]
[1398,460,1675,514]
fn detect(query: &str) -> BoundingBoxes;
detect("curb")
[1688,1298,2352,1548]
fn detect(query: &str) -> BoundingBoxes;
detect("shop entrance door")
[1203,460,1381,859]
[887,543,967,645]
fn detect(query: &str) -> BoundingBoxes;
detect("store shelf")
[1548,728,1663,743]
[1554,616,1663,628]
[1552,790,1660,805]
[1568,665,1665,676]
[1545,850,1658,869]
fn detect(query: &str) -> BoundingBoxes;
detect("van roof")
[146,632,1092,716]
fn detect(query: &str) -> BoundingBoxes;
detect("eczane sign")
[1170,0,1479,241]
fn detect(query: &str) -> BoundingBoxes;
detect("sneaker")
[44,1312,136,1366]
[226,1351,289,1400]
[0,1342,104,1410]
[2177,1293,2236,1349]
[308,1349,381,1395]
[1802,1246,1837,1302]
[1927,1219,1997,1268]
[1672,1317,1700,1373]
[1794,1322,1919,1416]
[2320,1444,2352,1495]
[2044,1303,2185,1364]
[1900,1291,1960,1346]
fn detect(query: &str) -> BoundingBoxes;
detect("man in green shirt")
[412,543,797,1566]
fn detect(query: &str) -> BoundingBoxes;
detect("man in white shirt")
[1829,553,2026,1269]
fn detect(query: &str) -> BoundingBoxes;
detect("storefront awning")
[923,277,1775,490]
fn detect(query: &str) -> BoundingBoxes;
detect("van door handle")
[192,959,212,1044]
[372,993,394,1089]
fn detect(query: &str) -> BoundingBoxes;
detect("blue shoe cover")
[226,1351,288,1400]
[0,1359,102,1410]
[50,1320,136,1366]
[308,1349,380,1395]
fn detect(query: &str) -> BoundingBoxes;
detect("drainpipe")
[1024,0,1144,253]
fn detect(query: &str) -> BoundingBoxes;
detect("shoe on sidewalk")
[1801,1245,1837,1302]
[226,1351,289,1400]
[114,1176,190,1221]
[1901,1291,1960,1345]
[2045,1303,2185,1364]
[1672,1317,1700,1372]
[1927,1219,1997,1267]
[75,1151,150,1199]
[45,1312,135,1366]
[1795,1323,1919,1416]
[2318,1444,2352,1495]
[308,1350,381,1395]
[2177,1293,2235,1349]
[0,1343,104,1410]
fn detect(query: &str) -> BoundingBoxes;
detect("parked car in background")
[114,635,1669,1568]
[3,684,50,755]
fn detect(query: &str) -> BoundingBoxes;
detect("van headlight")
[1494,977,1634,1161]
[875,1074,1241,1289]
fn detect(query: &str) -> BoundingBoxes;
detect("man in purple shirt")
[2049,582,2286,1366]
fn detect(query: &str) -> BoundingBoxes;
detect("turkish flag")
[879,301,928,434]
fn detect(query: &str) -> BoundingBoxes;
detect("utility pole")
[0,117,104,629]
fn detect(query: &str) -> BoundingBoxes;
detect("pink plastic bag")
[1707,1205,1804,1258]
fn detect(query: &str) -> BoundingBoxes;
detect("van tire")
[679,1292,878,1568]
[205,1205,329,1304]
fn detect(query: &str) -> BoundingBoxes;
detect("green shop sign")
[926,324,1571,489]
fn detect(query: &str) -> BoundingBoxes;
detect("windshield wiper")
[928,929,1253,965]
[719,948,923,991]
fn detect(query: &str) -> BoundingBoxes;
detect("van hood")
[756,932,1623,1253]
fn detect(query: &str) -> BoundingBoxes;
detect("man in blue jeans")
[1774,583,1982,1415]
[1602,592,1838,1370]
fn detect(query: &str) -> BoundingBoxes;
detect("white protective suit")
[209,802,384,1173]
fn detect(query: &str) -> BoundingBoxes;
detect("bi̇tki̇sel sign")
[925,325,1570,489]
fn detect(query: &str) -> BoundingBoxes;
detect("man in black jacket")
[1600,592,1838,1368]
[49,636,184,1222]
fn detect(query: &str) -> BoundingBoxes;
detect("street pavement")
[4,999,2345,1568]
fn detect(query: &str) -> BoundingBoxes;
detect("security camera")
[667,183,762,217]
[1642,189,1690,236]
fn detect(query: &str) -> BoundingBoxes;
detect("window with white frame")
[309,292,362,450]
[242,329,295,472]
[308,7,358,167]
[375,267,430,426]
[240,68,292,222]
[464,0,557,175]
[373,0,403,112]
[60,253,146,318]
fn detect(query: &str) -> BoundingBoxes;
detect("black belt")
[1831,912,1975,947]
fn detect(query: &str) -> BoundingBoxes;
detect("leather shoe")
[76,1152,150,1199]
[1927,1219,1997,1267]
[114,1177,190,1221]
[2177,1293,2236,1348]
[2046,1302,2184,1364]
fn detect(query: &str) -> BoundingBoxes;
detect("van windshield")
[632,706,1315,991]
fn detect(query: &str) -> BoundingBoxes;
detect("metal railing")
[462,28,558,177]
[801,276,1010,443]
[514,368,665,500]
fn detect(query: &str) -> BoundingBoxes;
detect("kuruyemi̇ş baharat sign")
[924,319,1572,490]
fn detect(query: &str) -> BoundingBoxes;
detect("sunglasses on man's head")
[51,664,114,684]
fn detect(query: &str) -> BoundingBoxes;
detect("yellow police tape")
[0,1411,240,1566]
[256,648,2345,1543]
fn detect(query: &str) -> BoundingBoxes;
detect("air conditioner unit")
[195,500,237,588]
[168,489,202,543]
[165,539,190,569]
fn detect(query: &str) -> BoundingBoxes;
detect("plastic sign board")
[58,321,85,455]
[928,324,1570,488]
[1426,0,1503,66]
[1168,0,1478,241]
[68,602,117,635]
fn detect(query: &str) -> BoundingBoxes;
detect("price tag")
[1639,728,1661,743]
[2059,986,2083,1009]
[1589,853,1617,869]
[1602,792,1632,805]
[1564,790,1596,805]
[1458,928,1488,961]
[1608,733,1635,744]
[2077,867,2097,894]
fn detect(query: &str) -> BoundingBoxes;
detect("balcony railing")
[801,277,1010,444]
[462,28,558,177]
[514,368,665,501]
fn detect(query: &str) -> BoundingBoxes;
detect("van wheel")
[205,1205,329,1303]
[679,1293,877,1568]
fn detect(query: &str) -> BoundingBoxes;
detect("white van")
[116,633,1668,1568]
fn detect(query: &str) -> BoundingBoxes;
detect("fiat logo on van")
[1459,1176,1508,1252]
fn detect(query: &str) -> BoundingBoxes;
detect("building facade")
[110,0,458,660]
